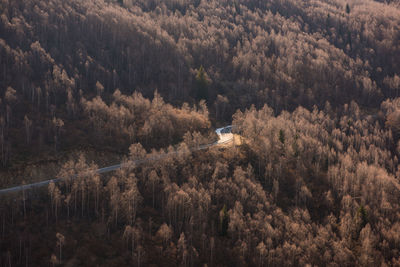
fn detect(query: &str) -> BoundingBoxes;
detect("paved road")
[0,126,234,195]
[215,125,233,144]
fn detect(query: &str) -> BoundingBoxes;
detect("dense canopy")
[1,0,400,265]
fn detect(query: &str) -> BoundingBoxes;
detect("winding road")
[0,126,233,195]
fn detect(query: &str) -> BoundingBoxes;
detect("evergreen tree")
[279,129,285,145]
[195,66,210,101]
[219,204,229,236]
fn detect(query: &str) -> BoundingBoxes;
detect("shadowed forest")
[1,0,400,266]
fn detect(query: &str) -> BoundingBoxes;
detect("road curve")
[0,126,234,195]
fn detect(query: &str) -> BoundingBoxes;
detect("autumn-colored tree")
[156,223,173,246]
[23,115,32,144]
[56,233,65,264]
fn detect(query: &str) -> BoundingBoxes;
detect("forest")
[1,0,400,265]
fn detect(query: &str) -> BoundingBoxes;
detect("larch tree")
[23,115,32,145]
[96,81,104,96]
[56,233,65,264]
[52,117,64,152]
[4,86,17,127]
[50,254,57,267]
[121,173,142,225]
[107,176,120,226]
[178,232,188,267]
[148,170,160,208]
[156,223,173,246]
[123,225,141,257]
